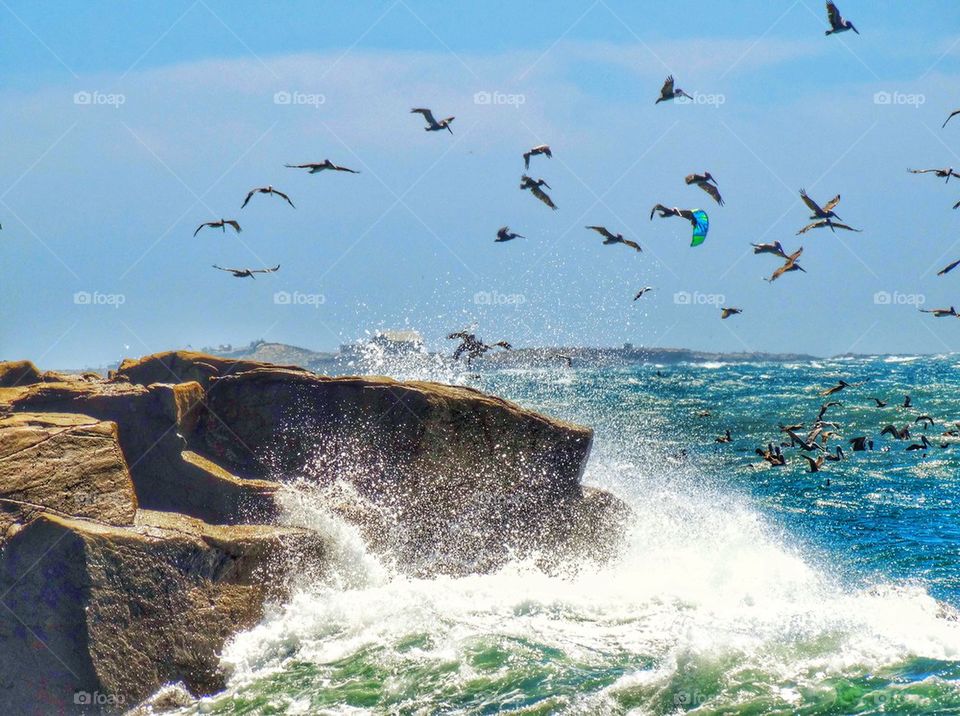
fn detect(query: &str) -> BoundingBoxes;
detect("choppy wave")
[177,356,960,715]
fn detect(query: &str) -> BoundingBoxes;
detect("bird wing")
[826,1,841,26]
[250,265,280,274]
[799,189,824,215]
[333,163,359,173]
[660,75,674,97]
[939,258,960,276]
[224,220,241,233]
[698,181,724,205]
[494,341,512,350]
[621,238,642,252]
[586,225,615,240]
[273,189,296,208]
[523,151,532,169]
[411,107,438,126]
[285,163,313,170]
[822,194,841,212]
[193,222,213,237]
[830,222,861,233]
[531,185,557,209]
[241,188,258,208]
[944,110,960,128]
[796,219,825,235]
[677,208,696,222]
[787,247,803,262]
[650,204,669,219]
[212,264,241,273]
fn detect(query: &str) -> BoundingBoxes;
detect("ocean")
[179,355,960,715]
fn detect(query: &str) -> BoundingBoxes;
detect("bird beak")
[851,24,859,34]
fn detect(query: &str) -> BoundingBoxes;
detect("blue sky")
[3,1,960,367]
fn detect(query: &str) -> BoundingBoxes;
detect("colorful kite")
[690,210,709,247]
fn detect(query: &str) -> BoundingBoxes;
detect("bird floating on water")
[520,175,557,210]
[655,75,693,104]
[523,144,552,170]
[824,2,858,35]
[285,160,359,174]
[411,107,454,133]
[241,186,295,209]
[585,225,641,252]
[193,219,241,237]
[685,173,723,205]
[212,264,279,279]
[496,226,524,242]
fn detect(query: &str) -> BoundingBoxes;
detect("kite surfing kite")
[650,204,710,246]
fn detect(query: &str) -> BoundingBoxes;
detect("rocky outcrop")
[0,511,323,714]
[0,351,628,712]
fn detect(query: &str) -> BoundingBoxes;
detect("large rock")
[114,350,308,389]
[0,360,43,388]
[8,380,276,524]
[198,366,598,572]
[0,413,137,541]
[0,511,324,715]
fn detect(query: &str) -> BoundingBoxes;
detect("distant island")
[60,332,945,376]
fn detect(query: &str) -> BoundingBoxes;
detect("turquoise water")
[186,356,960,715]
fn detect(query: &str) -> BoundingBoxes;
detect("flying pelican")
[797,218,861,235]
[943,110,960,128]
[585,225,641,252]
[241,186,295,209]
[802,454,826,473]
[824,2,859,35]
[411,107,454,133]
[796,189,860,234]
[193,219,241,237]
[720,307,742,320]
[285,160,359,174]
[915,415,935,429]
[523,144,552,169]
[938,258,960,276]
[909,167,960,183]
[765,247,805,283]
[685,173,723,205]
[818,401,842,421]
[520,175,557,210]
[920,306,958,317]
[870,397,888,408]
[447,331,511,365]
[496,226,524,242]
[212,264,280,279]
[752,241,787,257]
[820,380,850,396]
[655,75,693,104]
[881,424,911,440]
[634,286,654,300]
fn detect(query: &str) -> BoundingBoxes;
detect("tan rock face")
[0,511,324,713]
[0,360,42,388]
[0,413,137,532]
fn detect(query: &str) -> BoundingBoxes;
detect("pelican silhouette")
[241,186,295,209]
[909,167,960,183]
[448,331,511,365]
[765,247,805,283]
[796,189,859,234]
[685,173,723,205]
[752,241,787,257]
[585,225,641,252]
[906,435,931,452]
[523,144,552,169]
[193,219,241,237]
[802,454,826,473]
[411,107,454,133]
[285,160,359,174]
[655,75,693,104]
[212,264,280,279]
[870,397,888,408]
[496,226,524,242]
[920,306,958,317]
[824,2,858,35]
[520,175,557,210]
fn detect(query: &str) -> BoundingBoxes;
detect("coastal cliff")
[0,351,628,713]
